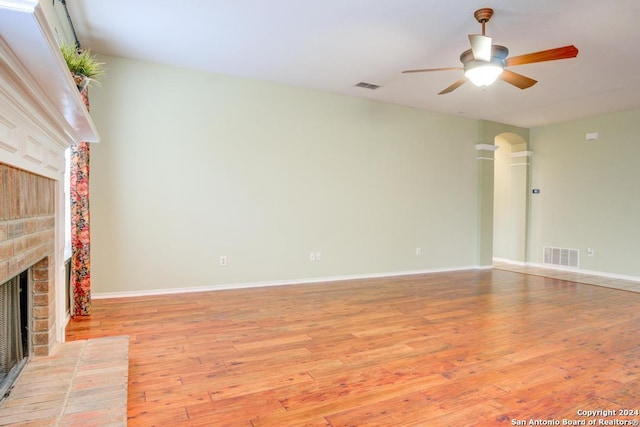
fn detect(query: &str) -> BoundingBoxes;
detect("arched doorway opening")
[493,133,530,264]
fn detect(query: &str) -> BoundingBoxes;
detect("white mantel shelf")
[0,0,99,144]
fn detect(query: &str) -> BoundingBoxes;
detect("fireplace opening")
[0,270,29,403]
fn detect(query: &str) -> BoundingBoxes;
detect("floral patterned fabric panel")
[71,88,91,316]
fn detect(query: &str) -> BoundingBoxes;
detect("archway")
[493,133,530,263]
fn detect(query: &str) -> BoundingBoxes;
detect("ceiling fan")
[402,8,578,94]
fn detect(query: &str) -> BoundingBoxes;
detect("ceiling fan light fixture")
[464,62,504,87]
[400,7,578,95]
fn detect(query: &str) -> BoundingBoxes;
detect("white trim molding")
[475,144,500,151]
[94,266,486,299]
[511,151,533,158]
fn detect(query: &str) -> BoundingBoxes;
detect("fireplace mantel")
[0,0,99,153]
[0,0,100,347]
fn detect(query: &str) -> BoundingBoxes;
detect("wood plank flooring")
[65,269,640,426]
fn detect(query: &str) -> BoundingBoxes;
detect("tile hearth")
[0,336,129,427]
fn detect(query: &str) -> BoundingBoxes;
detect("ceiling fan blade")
[469,34,492,62]
[506,45,579,67]
[438,77,468,95]
[499,69,537,89]
[402,66,463,74]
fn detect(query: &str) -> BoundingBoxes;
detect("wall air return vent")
[354,82,381,90]
[543,246,579,268]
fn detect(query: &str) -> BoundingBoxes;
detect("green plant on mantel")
[59,43,105,92]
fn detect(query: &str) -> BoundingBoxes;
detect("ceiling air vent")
[354,82,381,90]
[543,246,579,268]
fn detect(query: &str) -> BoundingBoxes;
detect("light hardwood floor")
[66,269,640,426]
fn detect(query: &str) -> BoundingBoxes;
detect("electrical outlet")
[415,247,422,256]
[219,255,228,266]
[309,252,316,262]
[315,251,322,261]
[587,248,594,257]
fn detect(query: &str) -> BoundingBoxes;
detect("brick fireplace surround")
[0,164,56,356]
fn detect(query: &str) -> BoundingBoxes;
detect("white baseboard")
[59,313,71,343]
[524,262,640,283]
[495,257,640,283]
[492,257,526,266]
[93,265,483,299]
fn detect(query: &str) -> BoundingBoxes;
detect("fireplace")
[0,165,57,356]
[0,165,57,401]
[0,270,28,401]
[0,0,99,399]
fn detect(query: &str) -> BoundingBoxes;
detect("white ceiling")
[66,0,640,128]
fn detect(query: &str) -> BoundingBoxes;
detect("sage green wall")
[88,55,480,294]
[493,138,512,259]
[479,121,529,148]
[528,109,640,277]
[475,146,496,267]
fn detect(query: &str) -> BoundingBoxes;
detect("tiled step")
[0,335,129,427]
